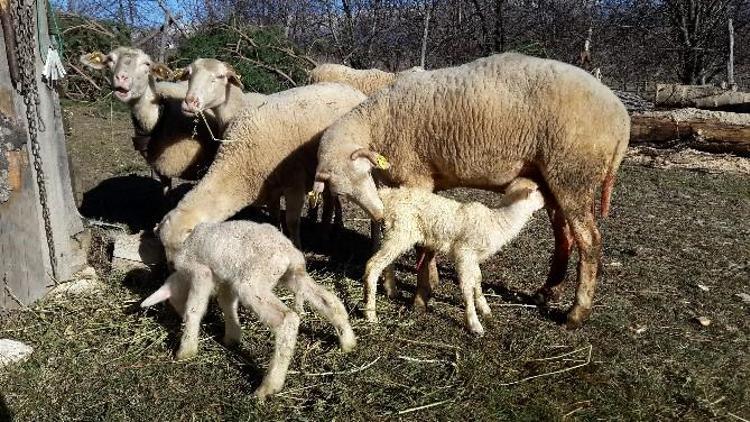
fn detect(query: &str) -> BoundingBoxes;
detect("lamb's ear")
[150,63,172,81]
[80,51,109,70]
[225,64,244,90]
[350,148,390,170]
[141,282,173,308]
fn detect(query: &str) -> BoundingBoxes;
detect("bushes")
[173,23,313,94]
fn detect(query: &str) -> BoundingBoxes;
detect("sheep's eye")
[144,62,151,67]
[216,74,226,80]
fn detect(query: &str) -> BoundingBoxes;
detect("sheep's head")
[80,47,171,103]
[314,147,388,221]
[157,208,197,264]
[178,58,244,116]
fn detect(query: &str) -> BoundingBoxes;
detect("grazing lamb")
[314,52,630,329]
[171,58,344,230]
[80,48,219,191]
[363,179,545,335]
[158,82,367,259]
[309,63,424,96]
[141,221,356,400]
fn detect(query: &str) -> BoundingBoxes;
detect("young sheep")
[158,82,367,259]
[309,63,424,96]
[80,47,220,191]
[314,52,630,329]
[141,220,356,400]
[171,58,344,231]
[363,179,545,335]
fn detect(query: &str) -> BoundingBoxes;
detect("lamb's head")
[176,58,244,116]
[314,144,388,221]
[80,47,171,103]
[503,178,546,212]
[157,207,201,263]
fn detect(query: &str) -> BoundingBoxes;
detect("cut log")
[630,108,750,156]
[693,91,750,113]
[654,84,726,107]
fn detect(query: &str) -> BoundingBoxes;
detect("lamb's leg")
[533,206,574,304]
[268,193,282,231]
[237,284,300,401]
[284,189,305,249]
[564,210,601,329]
[176,265,213,360]
[363,236,412,322]
[217,284,242,346]
[474,271,491,316]
[414,249,438,312]
[285,268,356,352]
[455,254,484,336]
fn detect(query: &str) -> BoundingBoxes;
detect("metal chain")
[12,0,57,279]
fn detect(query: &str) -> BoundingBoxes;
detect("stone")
[0,339,33,368]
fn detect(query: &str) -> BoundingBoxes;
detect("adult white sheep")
[313,52,630,329]
[158,81,367,258]
[168,58,344,231]
[141,220,356,400]
[309,63,423,96]
[80,47,219,191]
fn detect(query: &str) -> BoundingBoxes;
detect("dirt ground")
[1,102,749,421]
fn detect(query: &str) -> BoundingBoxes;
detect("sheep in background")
[80,48,219,192]
[169,58,344,231]
[363,179,545,335]
[314,52,630,329]
[158,81,367,258]
[141,220,356,400]
[309,63,424,96]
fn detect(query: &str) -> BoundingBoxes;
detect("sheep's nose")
[115,73,129,83]
[185,95,200,109]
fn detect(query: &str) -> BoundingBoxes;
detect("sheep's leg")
[564,210,601,329]
[474,272,491,316]
[455,254,484,336]
[533,206,574,305]
[321,191,344,239]
[217,284,242,346]
[176,265,213,360]
[283,189,305,249]
[237,284,300,400]
[363,237,412,322]
[285,268,356,352]
[332,195,344,232]
[268,193,282,231]
[414,249,438,312]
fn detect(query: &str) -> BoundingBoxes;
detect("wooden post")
[1,0,87,308]
[728,18,735,90]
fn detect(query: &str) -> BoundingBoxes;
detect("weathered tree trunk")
[631,108,750,155]
[693,91,750,113]
[727,18,735,89]
[654,83,726,107]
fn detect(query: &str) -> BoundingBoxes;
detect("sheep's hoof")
[469,324,485,337]
[253,384,279,402]
[175,344,198,360]
[532,287,561,306]
[364,309,378,323]
[564,306,592,330]
[223,334,241,347]
[477,301,492,316]
[412,296,429,313]
[339,329,357,353]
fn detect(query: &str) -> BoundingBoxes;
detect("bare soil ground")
[1,102,749,421]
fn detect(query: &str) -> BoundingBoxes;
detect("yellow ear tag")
[307,191,321,208]
[375,154,390,170]
[91,55,101,63]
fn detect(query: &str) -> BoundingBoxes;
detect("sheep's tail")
[599,121,630,219]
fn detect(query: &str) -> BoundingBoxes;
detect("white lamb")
[140,220,356,400]
[363,178,546,336]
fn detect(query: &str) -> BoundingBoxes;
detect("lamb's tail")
[599,120,630,219]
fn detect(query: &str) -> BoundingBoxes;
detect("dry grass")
[0,103,748,421]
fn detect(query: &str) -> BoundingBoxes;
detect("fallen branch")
[67,62,101,91]
[232,54,298,86]
[395,399,452,415]
[288,356,381,377]
[395,337,463,351]
[498,345,592,386]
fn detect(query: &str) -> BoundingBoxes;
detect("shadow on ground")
[0,394,12,421]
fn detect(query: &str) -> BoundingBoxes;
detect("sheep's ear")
[141,282,173,308]
[150,63,172,81]
[80,51,109,70]
[225,64,244,90]
[351,148,390,170]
